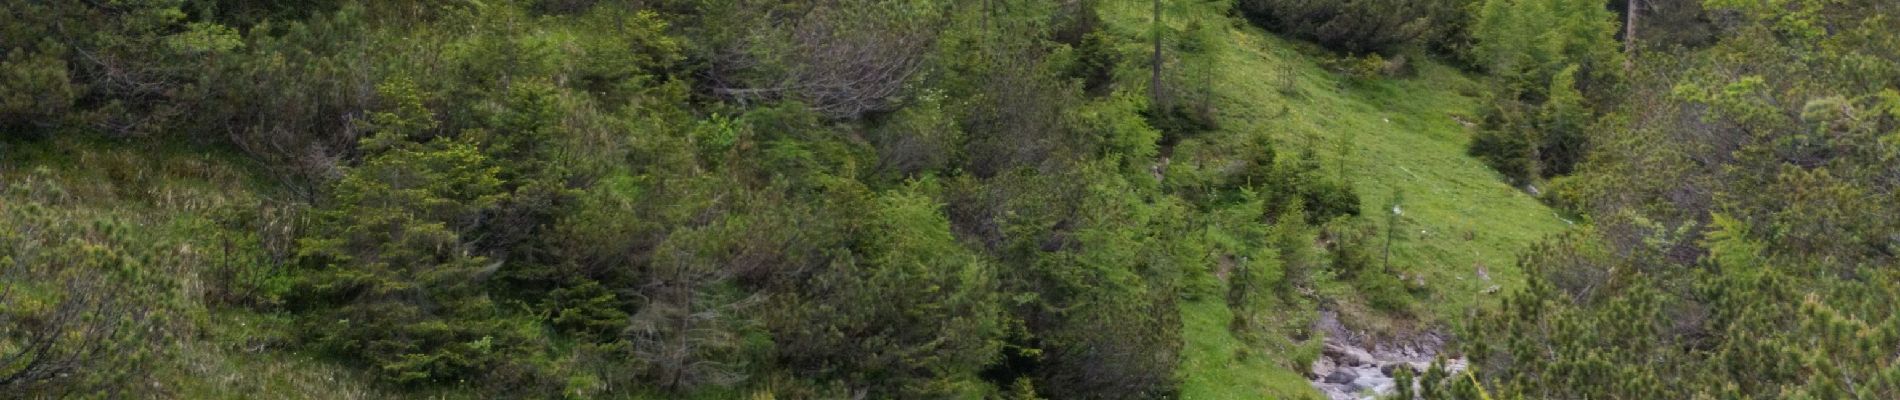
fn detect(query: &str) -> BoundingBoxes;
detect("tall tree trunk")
[1625,0,1639,71]
[983,0,991,46]
[1150,0,1164,107]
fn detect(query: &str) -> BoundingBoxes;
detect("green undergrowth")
[0,137,410,399]
[1,137,762,399]
[6,1,1572,396]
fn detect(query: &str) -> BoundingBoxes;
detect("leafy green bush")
[1323,222,1414,313]
[0,47,75,134]
[772,181,1003,398]
[1282,151,1363,224]
[1467,117,1534,183]
[1297,177,1363,224]
[1216,137,1359,224]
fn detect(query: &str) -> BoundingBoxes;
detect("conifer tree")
[292,78,519,385]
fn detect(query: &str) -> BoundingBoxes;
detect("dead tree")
[625,246,757,392]
[714,1,939,120]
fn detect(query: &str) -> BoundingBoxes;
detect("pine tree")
[292,78,518,385]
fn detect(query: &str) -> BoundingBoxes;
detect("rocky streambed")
[1307,312,1466,400]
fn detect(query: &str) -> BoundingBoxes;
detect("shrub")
[1468,121,1534,184]
[1299,178,1363,223]
[206,6,377,184]
[772,182,1003,398]
[1144,103,1219,143]
[1276,150,1363,224]
[1355,270,1414,314]
[290,79,524,385]
[1322,53,1416,80]
[1269,201,1322,292]
[1236,0,1459,55]
[541,281,628,343]
[1464,0,1620,183]
[0,47,76,134]
[702,0,940,120]
[1008,168,1185,400]
[1534,66,1591,177]
[871,91,963,178]
[1467,65,1593,183]
[1469,0,1620,84]
[1323,222,1413,313]
[0,0,239,137]
[0,174,177,396]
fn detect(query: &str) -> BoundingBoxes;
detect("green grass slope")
[1213,34,1573,323]
[1097,2,1571,398]
[1176,298,1320,399]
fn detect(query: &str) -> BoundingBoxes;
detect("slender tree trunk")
[1150,0,1164,107]
[1198,38,1213,118]
[1383,218,1395,274]
[1625,0,1639,71]
[983,0,991,45]
[1384,190,1402,274]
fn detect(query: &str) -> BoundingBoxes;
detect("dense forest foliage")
[1450,0,1900,398]
[1,0,1349,397]
[2,0,1896,398]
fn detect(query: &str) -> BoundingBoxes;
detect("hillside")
[1092,2,1572,397]
[0,1,1570,398]
[17,0,1890,399]
[1204,19,1571,323]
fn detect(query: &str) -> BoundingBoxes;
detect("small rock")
[1324,343,1376,366]
[1444,358,1470,374]
[1481,285,1501,294]
[1325,369,1358,384]
[1310,355,1338,378]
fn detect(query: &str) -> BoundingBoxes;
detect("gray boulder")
[1310,355,1338,379]
[1325,369,1359,384]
